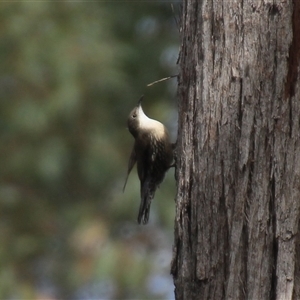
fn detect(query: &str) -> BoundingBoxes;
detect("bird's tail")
[137,179,156,224]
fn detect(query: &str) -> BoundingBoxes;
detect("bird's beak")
[137,95,144,107]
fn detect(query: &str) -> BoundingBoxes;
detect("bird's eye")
[132,114,137,118]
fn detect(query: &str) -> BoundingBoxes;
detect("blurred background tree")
[0,2,179,299]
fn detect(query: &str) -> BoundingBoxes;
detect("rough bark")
[171,0,300,299]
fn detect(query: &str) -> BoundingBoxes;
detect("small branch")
[147,74,178,87]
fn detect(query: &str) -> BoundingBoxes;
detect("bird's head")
[127,95,146,138]
[127,95,165,139]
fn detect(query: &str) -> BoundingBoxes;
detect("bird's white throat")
[138,106,166,138]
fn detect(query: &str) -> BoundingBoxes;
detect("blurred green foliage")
[0,2,179,299]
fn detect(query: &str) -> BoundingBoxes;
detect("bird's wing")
[123,146,137,192]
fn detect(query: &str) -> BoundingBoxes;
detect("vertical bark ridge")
[284,0,300,99]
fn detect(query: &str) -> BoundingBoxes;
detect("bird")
[123,95,173,224]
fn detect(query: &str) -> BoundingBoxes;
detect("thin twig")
[147,74,178,87]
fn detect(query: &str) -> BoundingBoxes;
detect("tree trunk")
[171,0,300,299]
